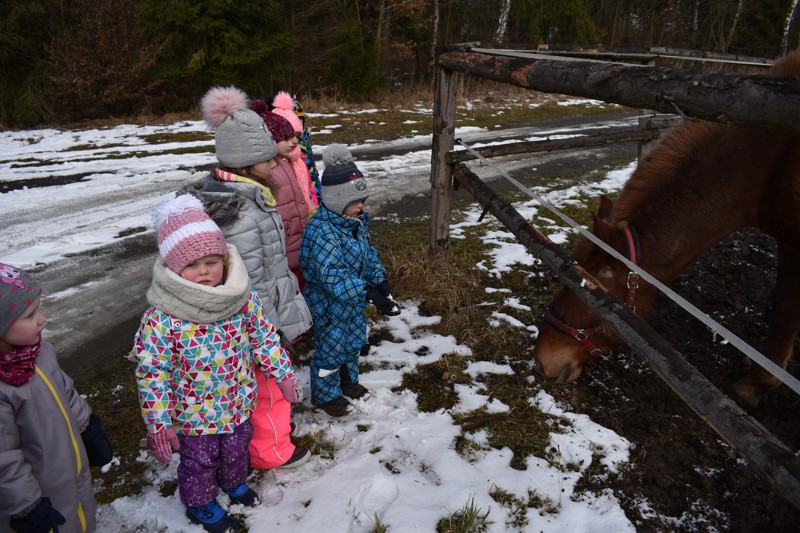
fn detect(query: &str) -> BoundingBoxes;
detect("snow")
[0,105,643,532]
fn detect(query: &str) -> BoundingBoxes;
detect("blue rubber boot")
[226,483,259,507]
[185,500,239,532]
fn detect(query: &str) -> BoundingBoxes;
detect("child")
[270,91,319,211]
[250,95,316,292]
[133,195,303,532]
[290,96,321,200]
[299,144,401,417]
[0,263,113,533]
[181,85,312,471]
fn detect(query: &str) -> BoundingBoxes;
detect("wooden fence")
[429,43,800,511]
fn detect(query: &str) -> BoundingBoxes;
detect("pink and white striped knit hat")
[152,194,227,273]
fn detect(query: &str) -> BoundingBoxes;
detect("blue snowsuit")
[299,205,387,405]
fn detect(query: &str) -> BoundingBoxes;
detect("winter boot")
[277,446,312,469]
[340,364,369,399]
[342,382,369,399]
[226,483,259,507]
[185,500,239,533]
[316,395,350,417]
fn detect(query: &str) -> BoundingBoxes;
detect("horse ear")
[591,209,618,243]
[597,196,614,219]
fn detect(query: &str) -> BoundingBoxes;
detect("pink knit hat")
[271,91,303,134]
[152,195,227,273]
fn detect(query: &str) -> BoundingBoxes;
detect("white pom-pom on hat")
[152,194,205,230]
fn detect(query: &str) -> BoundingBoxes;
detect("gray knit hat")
[0,263,42,339]
[201,86,278,168]
[321,144,368,216]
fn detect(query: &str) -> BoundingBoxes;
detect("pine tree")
[136,0,297,108]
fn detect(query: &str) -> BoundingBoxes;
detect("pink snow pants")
[249,373,295,469]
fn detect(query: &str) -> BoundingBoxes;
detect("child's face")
[343,201,364,218]
[1,297,46,347]
[276,135,299,157]
[179,254,225,286]
[250,159,277,184]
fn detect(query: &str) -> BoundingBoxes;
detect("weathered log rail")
[438,47,800,133]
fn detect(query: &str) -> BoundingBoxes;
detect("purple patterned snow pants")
[176,419,254,507]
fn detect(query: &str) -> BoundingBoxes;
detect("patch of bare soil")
[572,229,800,531]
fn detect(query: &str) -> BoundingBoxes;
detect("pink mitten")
[276,374,303,404]
[146,427,180,464]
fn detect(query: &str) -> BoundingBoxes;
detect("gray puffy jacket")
[180,175,312,340]
[0,341,97,532]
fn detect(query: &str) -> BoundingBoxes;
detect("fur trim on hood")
[178,176,246,229]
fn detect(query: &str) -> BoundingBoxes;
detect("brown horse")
[532,52,800,410]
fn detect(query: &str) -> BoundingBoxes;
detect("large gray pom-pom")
[323,144,353,167]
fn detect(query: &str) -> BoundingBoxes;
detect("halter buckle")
[627,271,640,290]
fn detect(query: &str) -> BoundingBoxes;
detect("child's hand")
[277,329,298,359]
[277,374,303,403]
[366,287,401,316]
[377,279,393,298]
[9,497,65,533]
[146,427,180,465]
[81,413,114,467]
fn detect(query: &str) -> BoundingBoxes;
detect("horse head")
[532,196,656,382]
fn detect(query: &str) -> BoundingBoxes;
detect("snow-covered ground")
[0,104,639,271]
[1,102,648,532]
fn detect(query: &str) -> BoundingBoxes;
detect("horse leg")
[731,243,800,410]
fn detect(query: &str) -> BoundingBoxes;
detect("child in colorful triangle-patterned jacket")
[132,194,302,533]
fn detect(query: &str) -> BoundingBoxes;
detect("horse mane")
[570,51,800,263]
[770,50,800,76]
[612,50,800,225]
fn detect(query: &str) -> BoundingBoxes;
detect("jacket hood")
[178,175,245,228]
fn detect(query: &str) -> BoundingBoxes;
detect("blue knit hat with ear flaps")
[321,144,368,216]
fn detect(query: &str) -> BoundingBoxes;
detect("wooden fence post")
[429,63,459,254]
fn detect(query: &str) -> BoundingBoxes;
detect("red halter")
[543,225,641,359]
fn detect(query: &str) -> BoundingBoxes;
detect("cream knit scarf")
[147,244,252,323]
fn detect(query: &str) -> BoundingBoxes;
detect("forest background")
[2,0,800,128]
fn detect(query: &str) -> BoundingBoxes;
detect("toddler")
[299,144,400,417]
[133,195,302,532]
[0,263,112,533]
